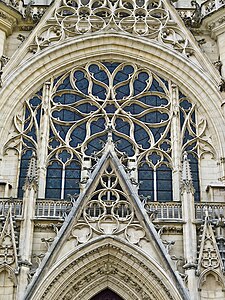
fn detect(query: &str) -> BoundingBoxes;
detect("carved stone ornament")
[69,163,147,247]
[40,243,174,300]
[28,0,194,56]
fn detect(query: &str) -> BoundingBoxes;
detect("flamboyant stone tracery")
[3,61,215,202]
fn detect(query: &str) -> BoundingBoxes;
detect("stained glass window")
[13,61,209,202]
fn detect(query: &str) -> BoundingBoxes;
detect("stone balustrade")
[0,198,225,222]
[201,0,225,16]
[0,198,23,217]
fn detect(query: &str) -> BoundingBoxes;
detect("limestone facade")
[0,0,225,299]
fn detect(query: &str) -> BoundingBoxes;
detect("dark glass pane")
[157,164,173,202]
[64,161,81,199]
[18,150,33,197]
[138,163,154,199]
[188,153,200,202]
[46,162,62,199]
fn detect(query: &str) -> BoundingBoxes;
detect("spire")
[181,152,195,194]
[24,153,38,190]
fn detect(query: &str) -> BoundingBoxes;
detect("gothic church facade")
[0,0,225,299]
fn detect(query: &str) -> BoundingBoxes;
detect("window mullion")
[170,82,181,202]
[37,81,51,198]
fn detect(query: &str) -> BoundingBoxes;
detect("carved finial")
[181,152,195,194]
[24,153,38,189]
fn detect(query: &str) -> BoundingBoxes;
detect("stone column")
[170,82,181,201]
[38,81,51,198]
[17,156,38,300]
[181,153,198,300]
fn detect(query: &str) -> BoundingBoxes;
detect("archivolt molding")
[0,35,223,156]
[28,238,183,300]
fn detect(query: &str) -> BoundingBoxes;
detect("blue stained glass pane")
[52,109,82,122]
[18,150,33,197]
[27,126,37,141]
[76,103,98,113]
[115,84,130,100]
[113,66,134,85]
[92,83,106,100]
[112,133,134,156]
[139,112,169,124]
[90,118,105,134]
[151,126,165,143]
[54,124,70,140]
[53,93,83,105]
[115,118,130,136]
[138,95,168,107]
[89,64,109,85]
[124,104,145,114]
[134,72,148,95]
[134,124,150,148]
[29,96,41,107]
[46,162,62,199]
[64,161,81,198]
[74,71,89,94]
[70,123,86,147]
[180,99,192,110]
[188,153,200,202]
[150,79,165,93]
[138,163,154,199]
[157,165,173,201]
[183,129,194,145]
[57,77,73,90]
[105,104,117,113]
[103,62,119,73]
[58,151,71,163]
[85,134,107,155]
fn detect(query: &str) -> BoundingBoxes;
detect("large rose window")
[4,62,214,201]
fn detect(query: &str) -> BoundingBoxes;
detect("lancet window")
[4,61,214,202]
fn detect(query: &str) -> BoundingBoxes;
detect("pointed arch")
[27,236,184,300]
[198,270,225,300]
[0,33,223,158]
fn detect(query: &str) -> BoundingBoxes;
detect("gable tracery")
[28,0,194,57]
[3,61,215,202]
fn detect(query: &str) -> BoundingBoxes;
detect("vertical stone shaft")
[170,83,180,201]
[181,154,198,300]
[38,81,51,198]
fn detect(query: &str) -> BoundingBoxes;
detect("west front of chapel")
[0,0,225,299]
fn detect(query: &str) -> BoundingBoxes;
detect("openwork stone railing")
[195,202,225,220]
[144,202,182,220]
[201,0,225,16]
[0,198,23,217]
[1,198,225,222]
[35,199,73,219]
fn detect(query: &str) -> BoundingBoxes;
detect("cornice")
[0,2,22,35]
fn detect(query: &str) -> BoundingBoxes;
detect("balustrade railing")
[144,202,182,220]
[35,199,73,219]
[0,198,23,217]
[201,0,225,16]
[195,202,225,220]
[0,197,224,222]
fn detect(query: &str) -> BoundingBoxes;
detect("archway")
[91,289,123,300]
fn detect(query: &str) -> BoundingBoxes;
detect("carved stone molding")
[38,242,175,300]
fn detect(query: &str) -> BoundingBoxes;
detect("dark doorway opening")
[91,288,124,300]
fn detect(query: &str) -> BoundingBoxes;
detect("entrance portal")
[91,289,124,300]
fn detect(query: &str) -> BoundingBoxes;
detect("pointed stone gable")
[0,205,18,271]
[197,211,224,275]
[2,0,220,83]
[24,148,189,300]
